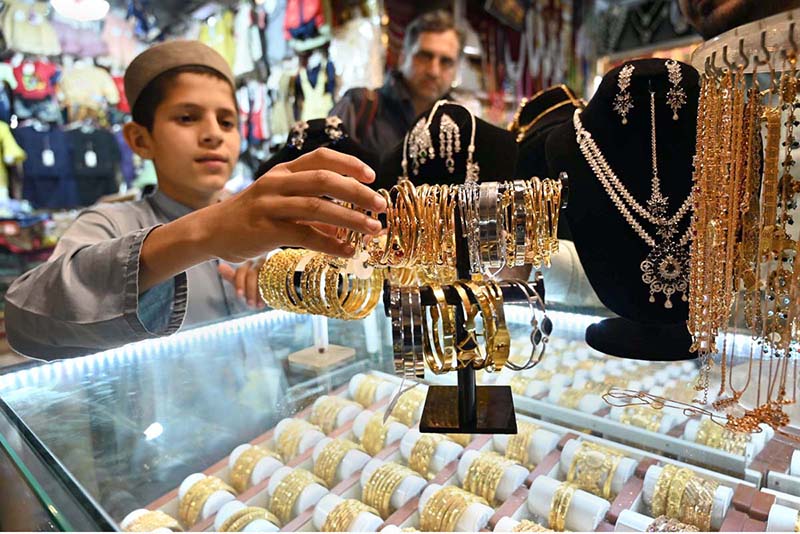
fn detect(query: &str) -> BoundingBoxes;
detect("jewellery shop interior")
[5,0,800,533]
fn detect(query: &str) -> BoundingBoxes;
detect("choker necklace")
[573,96,692,309]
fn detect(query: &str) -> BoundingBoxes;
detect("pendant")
[640,234,689,309]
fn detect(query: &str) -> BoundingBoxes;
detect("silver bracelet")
[511,181,529,267]
[478,182,505,271]
[408,286,426,379]
[459,181,482,275]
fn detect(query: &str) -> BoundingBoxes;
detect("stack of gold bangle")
[512,520,553,532]
[269,468,325,525]
[389,387,426,426]
[321,499,380,532]
[645,515,700,532]
[506,421,538,469]
[651,465,717,531]
[566,441,623,500]
[178,476,235,527]
[230,445,281,494]
[219,506,281,532]
[620,406,664,433]
[548,482,577,532]
[258,249,384,320]
[420,485,489,532]
[362,462,417,518]
[309,396,361,435]
[510,375,532,395]
[447,433,473,447]
[313,438,363,488]
[276,419,320,462]
[409,434,446,480]
[558,388,588,410]
[361,412,399,456]
[124,511,183,532]
[354,375,385,408]
[695,419,748,455]
[463,451,518,506]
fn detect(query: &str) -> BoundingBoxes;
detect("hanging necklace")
[573,93,692,309]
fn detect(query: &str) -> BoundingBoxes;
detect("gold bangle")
[651,465,678,517]
[362,462,416,518]
[362,411,397,456]
[390,388,426,426]
[124,511,183,532]
[322,499,380,532]
[409,434,445,480]
[219,507,281,532]
[666,468,694,519]
[447,433,473,447]
[178,476,235,527]
[276,419,320,462]
[420,485,488,532]
[269,468,325,525]
[310,396,360,435]
[679,475,717,531]
[620,406,663,432]
[558,388,587,410]
[230,445,280,494]
[506,421,538,469]
[354,375,383,407]
[646,516,700,532]
[566,441,624,500]
[548,482,577,532]
[513,519,552,532]
[463,450,516,506]
[313,439,362,488]
[510,375,532,395]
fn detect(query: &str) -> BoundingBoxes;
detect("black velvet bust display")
[377,101,519,188]
[545,58,700,361]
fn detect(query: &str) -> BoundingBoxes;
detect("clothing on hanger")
[297,60,335,121]
[50,19,109,58]
[13,60,59,101]
[102,11,140,69]
[65,128,121,205]
[0,121,27,200]
[59,64,120,122]
[1,1,61,56]
[13,126,79,209]
[0,63,17,123]
[199,10,236,68]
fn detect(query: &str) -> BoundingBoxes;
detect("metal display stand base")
[419,384,518,434]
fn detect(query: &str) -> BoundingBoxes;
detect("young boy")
[5,41,385,359]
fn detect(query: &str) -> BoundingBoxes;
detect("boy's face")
[126,72,240,206]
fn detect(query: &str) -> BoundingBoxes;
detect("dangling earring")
[289,121,309,150]
[613,63,635,125]
[438,113,461,174]
[665,59,686,121]
[325,116,345,142]
[408,119,434,175]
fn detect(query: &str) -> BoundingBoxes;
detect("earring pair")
[613,60,686,124]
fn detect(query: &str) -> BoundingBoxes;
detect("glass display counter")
[0,303,798,532]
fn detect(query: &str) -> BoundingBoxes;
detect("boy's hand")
[202,148,385,263]
[218,260,265,309]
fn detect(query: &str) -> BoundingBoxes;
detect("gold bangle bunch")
[548,482,577,532]
[314,438,363,488]
[276,419,320,462]
[646,515,700,532]
[269,468,325,525]
[651,465,716,531]
[510,375,532,395]
[354,375,385,408]
[124,511,183,532]
[230,445,281,493]
[310,396,361,435]
[463,450,518,505]
[362,462,417,518]
[447,433,473,447]
[389,387,426,426]
[420,485,489,532]
[566,441,623,500]
[513,520,552,532]
[258,249,384,320]
[506,421,539,469]
[178,476,235,527]
[695,419,748,455]
[409,434,446,480]
[620,406,663,433]
[362,412,398,456]
[322,499,380,532]
[219,506,281,532]
[558,388,588,410]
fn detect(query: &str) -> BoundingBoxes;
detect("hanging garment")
[1,1,61,56]
[59,64,120,121]
[0,63,18,123]
[298,61,334,121]
[50,19,109,58]
[14,97,63,124]
[269,68,295,142]
[265,0,290,65]
[102,12,140,69]
[233,2,264,77]
[0,121,26,198]
[199,10,236,68]
[284,0,324,40]
[65,128,121,206]
[13,60,59,101]
[329,17,383,96]
[13,126,79,209]
[113,76,130,114]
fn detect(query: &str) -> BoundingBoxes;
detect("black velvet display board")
[545,58,700,361]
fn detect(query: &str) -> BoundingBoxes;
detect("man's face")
[400,29,460,104]
[679,0,800,39]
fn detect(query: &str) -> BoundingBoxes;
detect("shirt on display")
[12,126,79,209]
[0,64,17,124]
[65,128,121,206]
[265,0,290,65]
[0,121,27,198]
[101,12,140,69]
[1,1,61,56]
[199,10,236,67]
[50,19,109,58]
[13,60,59,101]
[59,64,120,116]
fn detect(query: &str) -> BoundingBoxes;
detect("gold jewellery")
[276,419,320,462]
[321,499,380,532]
[645,516,700,532]
[269,468,325,525]
[178,476,235,527]
[566,441,623,500]
[651,465,716,531]
[362,462,417,518]
[409,434,446,480]
[230,445,281,494]
[389,387,426,426]
[463,450,517,506]
[124,511,183,532]
[313,438,363,488]
[506,421,539,468]
[420,485,489,532]
[354,375,385,408]
[548,482,577,531]
[309,397,360,435]
[219,507,281,532]
[620,406,663,433]
[361,412,398,456]
[513,520,553,532]
[695,418,748,455]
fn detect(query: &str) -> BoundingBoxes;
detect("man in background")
[330,9,463,158]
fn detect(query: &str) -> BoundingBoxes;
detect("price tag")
[347,250,374,280]
[84,150,98,168]
[22,62,35,76]
[42,149,55,167]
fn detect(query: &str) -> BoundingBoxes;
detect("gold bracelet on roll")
[409,434,445,480]
[322,499,380,532]
[645,515,700,532]
[219,507,281,532]
[276,419,320,462]
[390,388,426,426]
[178,476,235,527]
[506,421,538,468]
[463,450,517,506]
[362,462,416,519]
[666,468,694,520]
[230,445,280,494]
[420,485,488,532]
[510,375,532,395]
[310,396,360,435]
[620,406,663,432]
[124,511,183,532]
[679,474,717,531]
[548,482,577,532]
[269,468,325,525]
[354,375,383,407]
[651,464,678,518]
[314,439,363,488]
[447,433,473,447]
[566,441,624,500]
[695,418,748,455]
[362,412,397,456]
[513,519,552,532]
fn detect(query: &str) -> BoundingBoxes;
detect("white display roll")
[527,475,610,531]
[360,459,427,510]
[492,428,560,466]
[312,437,372,484]
[615,510,655,532]
[349,374,396,406]
[550,373,573,389]
[267,467,328,519]
[418,484,494,531]
[559,439,637,495]
[766,503,800,532]
[457,450,530,502]
[312,494,383,532]
[177,474,236,524]
[682,420,754,459]
[213,501,280,532]
[494,517,522,532]
[312,396,362,429]
[399,430,464,473]
[273,418,326,457]
[120,510,176,534]
[642,465,732,530]
[352,409,409,448]
[229,444,283,489]
[791,450,800,476]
